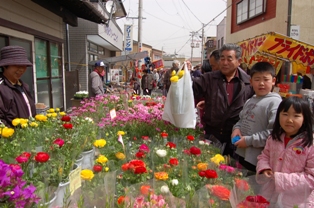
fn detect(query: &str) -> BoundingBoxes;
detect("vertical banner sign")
[124,25,133,51]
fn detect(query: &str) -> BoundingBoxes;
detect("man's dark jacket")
[193,68,254,143]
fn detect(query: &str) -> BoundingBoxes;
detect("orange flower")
[140,185,154,195]
[207,185,230,201]
[117,196,125,204]
[154,172,169,180]
[197,162,208,171]
[235,178,250,191]
[121,163,129,171]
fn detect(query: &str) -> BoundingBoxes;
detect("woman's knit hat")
[0,45,32,67]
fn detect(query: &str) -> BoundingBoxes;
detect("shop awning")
[237,32,314,74]
[90,51,149,65]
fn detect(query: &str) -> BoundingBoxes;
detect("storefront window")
[35,38,63,109]
[237,0,265,24]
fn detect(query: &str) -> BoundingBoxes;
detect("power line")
[154,0,177,16]
[181,0,203,24]
[143,10,189,30]
[176,0,194,30]
[176,36,192,54]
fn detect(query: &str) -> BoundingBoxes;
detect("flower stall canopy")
[90,51,149,66]
[237,32,314,75]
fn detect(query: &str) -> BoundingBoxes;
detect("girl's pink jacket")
[256,133,314,207]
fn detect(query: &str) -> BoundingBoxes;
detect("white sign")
[110,69,120,83]
[290,25,300,40]
[98,23,123,51]
[124,25,133,51]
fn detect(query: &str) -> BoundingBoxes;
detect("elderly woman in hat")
[0,45,36,127]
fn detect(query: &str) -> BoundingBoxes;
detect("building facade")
[0,0,115,110]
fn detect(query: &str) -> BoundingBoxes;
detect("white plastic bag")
[162,62,196,128]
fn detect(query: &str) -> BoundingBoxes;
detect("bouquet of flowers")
[74,91,89,99]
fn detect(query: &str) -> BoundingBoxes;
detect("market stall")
[237,32,314,95]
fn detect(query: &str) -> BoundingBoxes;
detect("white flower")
[156,149,167,157]
[185,185,191,191]
[160,185,169,194]
[171,179,179,186]
[199,141,205,145]
[85,117,94,123]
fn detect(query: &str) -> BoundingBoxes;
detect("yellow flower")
[117,131,125,136]
[30,122,39,128]
[105,167,109,172]
[96,155,108,164]
[55,108,60,112]
[178,70,185,78]
[59,112,66,116]
[93,139,107,148]
[171,70,176,76]
[115,152,126,160]
[12,118,21,126]
[154,172,169,181]
[51,113,58,118]
[197,163,208,171]
[105,133,109,136]
[1,127,14,138]
[46,113,52,117]
[35,114,47,122]
[21,123,28,128]
[170,76,179,83]
[80,169,94,181]
[210,154,225,165]
[48,108,55,113]
[20,119,28,125]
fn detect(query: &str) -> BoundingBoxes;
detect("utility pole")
[190,32,195,64]
[201,23,205,64]
[138,0,143,54]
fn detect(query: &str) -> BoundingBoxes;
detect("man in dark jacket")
[193,43,254,157]
[163,60,180,96]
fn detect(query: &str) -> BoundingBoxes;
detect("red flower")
[190,146,201,155]
[134,166,147,174]
[93,165,103,172]
[117,196,125,205]
[160,131,168,138]
[166,142,176,149]
[183,149,191,155]
[169,158,179,166]
[129,160,146,168]
[63,123,73,129]
[121,163,129,171]
[141,136,149,140]
[35,152,50,163]
[246,195,269,204]
[198,171,206,177]
[208,185,230,201]
[10,164,21,171]
[186,135,195,141]
[205,169,218,179]
[22,152,31,158]
[135,151,146,159]
[61,115,71,122]
[15,152,31,163]
[53,138,65,148]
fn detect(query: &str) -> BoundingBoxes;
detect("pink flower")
[226,166,235,173]
[139,144,150,153]
[53,138,65,148]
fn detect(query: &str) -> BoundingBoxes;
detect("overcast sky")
[116,0,227,58]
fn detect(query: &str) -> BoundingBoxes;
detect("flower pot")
[75,154,83,168]
[54,164,78,207]
[81,148,95,170]
[38,192,57,208]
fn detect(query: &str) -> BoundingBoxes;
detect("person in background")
[152,68,159,90]
[256,97,314,207]
[192,64,202,78]
[193,43,254,157]
[132,77,141,95]
[90,61,105,97]
[240,62,250,75]
[231,62,282,173]
[201,60,212,74]
[163,60,180,96]
[0,45,36,127]
[141,69,154,95]
[302,65,314,89]
[209,50,220,71]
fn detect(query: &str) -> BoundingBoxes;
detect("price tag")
[110,108,116,119]
[69,166,81,195]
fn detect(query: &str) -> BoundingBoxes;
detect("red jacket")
[0,76,36,127]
